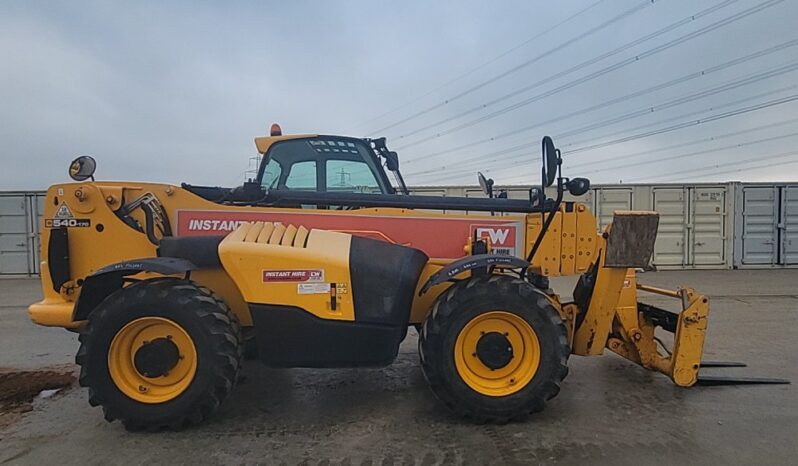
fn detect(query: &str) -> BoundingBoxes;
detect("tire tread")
[419,275,569,423]
[76,278,242,431]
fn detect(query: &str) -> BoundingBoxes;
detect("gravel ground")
[0,270,795,465]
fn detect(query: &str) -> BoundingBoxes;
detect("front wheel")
[419,275,569,423]
[76,279,242,431]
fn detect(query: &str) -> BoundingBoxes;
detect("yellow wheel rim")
[108,317,197,404]
[454,311,541,397]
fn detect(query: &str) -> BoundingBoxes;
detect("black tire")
[419,275,569,423]
[242,334,259,360]
[76,278,243,431]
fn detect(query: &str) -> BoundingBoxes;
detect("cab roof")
[254,134,318,154]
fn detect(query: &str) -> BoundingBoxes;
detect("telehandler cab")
[29,126,787,430]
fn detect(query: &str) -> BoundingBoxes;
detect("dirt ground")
[0,270,796,465]
[0,368,74,429]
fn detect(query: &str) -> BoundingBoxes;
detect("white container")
[0,191,45,275]
[733,183,798,268]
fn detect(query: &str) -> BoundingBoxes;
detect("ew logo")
[475,227,510,245]
[472,225,517,256]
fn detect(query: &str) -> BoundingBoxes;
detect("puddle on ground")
[0,368,75,428]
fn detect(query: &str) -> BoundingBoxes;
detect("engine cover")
[218,222,428,367]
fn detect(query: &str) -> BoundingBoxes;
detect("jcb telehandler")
[29,126,786,430]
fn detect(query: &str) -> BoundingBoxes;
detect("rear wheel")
[419,275,569,422]
[76,279,242,431]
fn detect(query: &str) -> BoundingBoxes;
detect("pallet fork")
[567,212,789,387]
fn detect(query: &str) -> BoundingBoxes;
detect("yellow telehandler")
[29,126,786,430]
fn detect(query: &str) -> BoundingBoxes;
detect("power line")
[402,37,798,166]
[392,0,740,145]
[627,148,798,182]
[409,115,798,181]
[555,62,798,138]
[562,92,798,155]
[367,0,657,135]
[351,0,606,130]
[410,91,798,183]
[664,158,798,182]
[573,116,798,170]
[393,0,784,152]
[694,159,798,181]
[582,131,798,175]
[405,73,798,180]
[558,86,797,151]
[502,92,798,180]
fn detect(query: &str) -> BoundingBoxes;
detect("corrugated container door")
[780,186,798,265]
[691,187,727,266]
[31,194,46,274]
[740,186,779,265]
[0,195,32,274]
[596,188,632,231]
[652,187,688,266]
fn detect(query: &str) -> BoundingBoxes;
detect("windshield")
[258,137,393,194]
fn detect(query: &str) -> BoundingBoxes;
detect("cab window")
[326,159,381,193]
[258,137,390,194]
[284,161,317,190]
[261,163,281,189]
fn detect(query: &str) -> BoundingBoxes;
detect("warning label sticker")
[55,203,74,219]
[46,202,90,227]
[297,283,331,295]
[262,269,325,283]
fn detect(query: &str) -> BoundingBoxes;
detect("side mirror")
[566,177,590,196]
[541,136,559,187]
[372,137,387,150]
[69,156,97,181]
[385,151,399,171]
[477,172,494,198]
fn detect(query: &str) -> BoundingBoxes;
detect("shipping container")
[593,187,632,230]
[0,192,45,275]
[6,182,798,274]
[733,183,798,268]
[409,183,734,269]
[647,185,730,268]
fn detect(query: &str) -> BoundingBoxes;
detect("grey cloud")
[1,1,796,190]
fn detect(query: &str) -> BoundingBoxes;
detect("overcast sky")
[2,0,797,190]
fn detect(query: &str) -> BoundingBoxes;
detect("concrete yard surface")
[0,270,796,465]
